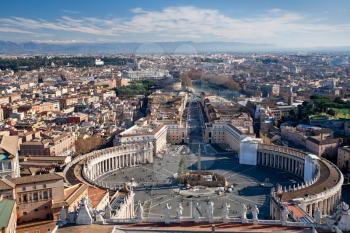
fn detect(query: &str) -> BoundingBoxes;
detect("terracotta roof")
[0,135,18,156]
[87,186,108,208]
[64,183,88,206]
[65,184,80,199]
[16,220,56,231]
[23,156,68,161]
[20,162,58,167]
[57,224,113,233]
[9,173,63,185]
[288,204,306,219]
[0,179,15,191]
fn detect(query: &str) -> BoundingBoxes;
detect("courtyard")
[99,144,302,219]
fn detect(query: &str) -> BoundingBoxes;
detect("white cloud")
[31,39,92,44]
[0,27,33,34]
[0,6,350,47]
[130,8,147,14]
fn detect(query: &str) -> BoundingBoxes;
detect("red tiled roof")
[87,186,108,208]
[10,173,63,185]
[288,204,306,219]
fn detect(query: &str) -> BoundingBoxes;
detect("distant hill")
[0,41,277,55]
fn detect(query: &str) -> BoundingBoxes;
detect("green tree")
[327,109,336,116]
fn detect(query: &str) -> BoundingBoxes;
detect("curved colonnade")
[63,142,153,189]
[257,144,343,219]
[82,142,154,188]
[63,140,343,220]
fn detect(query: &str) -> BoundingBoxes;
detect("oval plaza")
[64,93,346,231]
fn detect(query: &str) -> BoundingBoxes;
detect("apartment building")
[167,124,188,144]
[8,93,21,103]
[0,179,15,200]
[20,132,75,157]
[10,173,65,224]
[204,123,253,153]
[305,137,340,158]
[202,95,253,132]
[281,124,332,148]
[148,91,188,125]
[59,96,78,109]
[337,146,350,172]
[31,102,60,113]
[116,122,167,155]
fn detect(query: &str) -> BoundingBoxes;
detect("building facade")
[337,146,350,173]
[166,124,188,144]
[20,133,75,157]
[116,123,167,155]
[204,123,253,153]
[305,137,339,158]
[0,136,20,178]
[10,173,65,224]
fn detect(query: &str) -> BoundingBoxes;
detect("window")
[22,194,27,203]
[22,187,26,191]
[33,192,38,201]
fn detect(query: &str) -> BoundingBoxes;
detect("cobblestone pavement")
[100,99,302,219]
[100,144,301,219]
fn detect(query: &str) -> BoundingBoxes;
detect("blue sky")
[1,0,350,47]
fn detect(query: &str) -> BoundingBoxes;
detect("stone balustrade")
[261,144,343,219]
[63,137,344,228]
[258,144,306,159]
[106,215,313,228]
